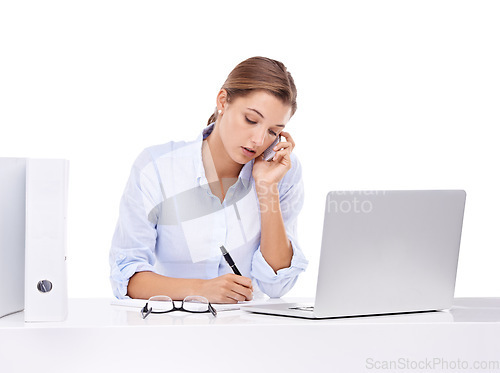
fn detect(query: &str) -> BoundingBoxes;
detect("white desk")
[1,298,499,373]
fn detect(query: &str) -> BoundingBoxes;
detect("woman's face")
[217,90,292,165]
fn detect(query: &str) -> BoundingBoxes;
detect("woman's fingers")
[278,131,295,151]
[228,275,253,301]
[272,142,292,163]
[273,141,293,151]
[202,274,253,303]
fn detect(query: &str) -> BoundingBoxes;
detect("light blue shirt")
[109,124,308,299]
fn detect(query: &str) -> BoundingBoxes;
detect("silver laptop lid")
[314,190,466,318]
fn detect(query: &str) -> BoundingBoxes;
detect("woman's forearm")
[127,271,202,300]
[127,271,254,303]
[256,182,293,273]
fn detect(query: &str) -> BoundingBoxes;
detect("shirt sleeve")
[251,153,309,298]
[109,149,163,299]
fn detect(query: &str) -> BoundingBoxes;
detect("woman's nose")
[250,127,266,147]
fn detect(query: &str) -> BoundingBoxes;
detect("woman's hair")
[207,56,297,126]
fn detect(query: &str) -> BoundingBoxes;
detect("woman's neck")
[204,125,243,180]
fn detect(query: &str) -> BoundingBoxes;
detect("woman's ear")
[216,89,228,112]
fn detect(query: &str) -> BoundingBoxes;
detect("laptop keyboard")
[289,306,315,312]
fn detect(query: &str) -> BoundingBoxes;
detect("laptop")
[242,190,466,319]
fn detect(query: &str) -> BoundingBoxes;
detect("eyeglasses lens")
[183,295,209,312]
[149,295,174,312]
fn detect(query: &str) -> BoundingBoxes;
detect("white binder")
[24,159,69,322]
[0,158,26,319]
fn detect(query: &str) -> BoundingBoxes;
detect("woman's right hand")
[199,274,253,304]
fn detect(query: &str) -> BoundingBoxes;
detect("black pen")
[220,245,241,275]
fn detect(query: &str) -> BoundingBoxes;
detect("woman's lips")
[241,146,256,157]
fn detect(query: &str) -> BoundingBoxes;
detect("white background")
[1,0,498,299]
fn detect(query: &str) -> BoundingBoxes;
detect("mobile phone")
[262,136,281,161]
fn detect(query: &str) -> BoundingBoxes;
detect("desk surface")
[0,298,500,329]
[1,297,500,328]
[1,298,499,373]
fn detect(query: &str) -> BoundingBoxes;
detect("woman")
[109,56,308,303]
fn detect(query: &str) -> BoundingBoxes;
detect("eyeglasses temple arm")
[208,303,217,317]
[141,304,152,319]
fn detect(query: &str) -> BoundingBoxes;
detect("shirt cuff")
[251,238,308,298]
[110,253,157,299]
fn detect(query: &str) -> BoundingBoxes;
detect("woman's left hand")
[252,131,295,186]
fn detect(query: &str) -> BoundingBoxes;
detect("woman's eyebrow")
[247,108,285,127]
[247,108,264,118]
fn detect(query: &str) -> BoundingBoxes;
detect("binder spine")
[24,159,69,322]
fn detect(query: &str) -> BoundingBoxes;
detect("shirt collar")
[195,122,253,188]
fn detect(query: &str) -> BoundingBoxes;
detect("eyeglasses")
[141,295,217,319]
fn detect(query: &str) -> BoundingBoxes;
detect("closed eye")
[269,129,277,136]
[245,117,257,125]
